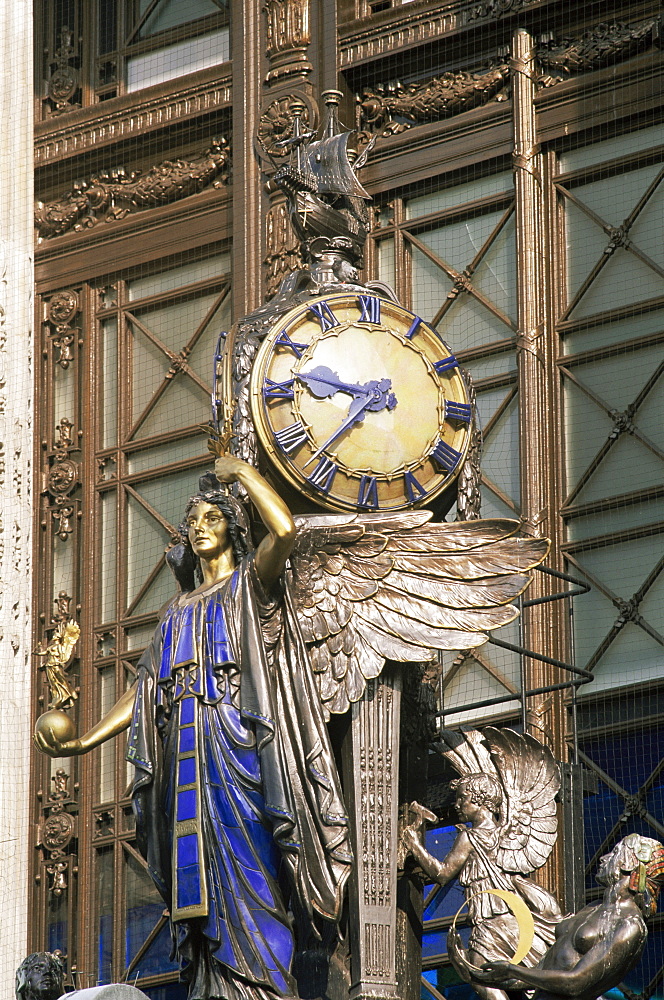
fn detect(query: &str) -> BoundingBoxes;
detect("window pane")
[377,238,395,289]
[96,846,114,984]
[100,490,118,624]
[101,317,118,449]
[126,253,230,301]
[127,435,206,475]
[53,355,75,431]
[558,124,664,174]
[98,668,117,803]
[563,307,664,356]
[124,849,178,975]
[47,884,68,955]
[406,171,513,219]
[53,532,74,596]
[134,375,210,439]
[481,393,520,503]
[436,295,514,354]
[126,27,229,92]
[139,0,222,37]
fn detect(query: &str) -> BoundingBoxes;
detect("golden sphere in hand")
[35,708,76,744]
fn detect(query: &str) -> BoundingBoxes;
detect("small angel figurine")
[34,619,80,709]
[404,728,563,1000]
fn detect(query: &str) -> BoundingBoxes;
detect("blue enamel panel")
[178,757,196,786]
[177,789,197,821]
[180,696,195,725]
[179,726,195,753]
[177,864,202,909]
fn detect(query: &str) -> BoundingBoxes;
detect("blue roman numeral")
[358,295,381,324]
[404,470,427,503]
[357,475,379,509]
[276,330,308,358]
[275,421,308,454]
[307,457,337,493]
[445,401,472,423]
[309,301,340,332]
[405,316,422,340]
[264,378,295,400]
[431,440,463,472]
[434,354,459,373]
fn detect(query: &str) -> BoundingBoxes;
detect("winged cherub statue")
[35,457,548,1000]
[404,728,563,1000]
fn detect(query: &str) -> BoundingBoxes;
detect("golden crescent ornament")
[451,889,535,967]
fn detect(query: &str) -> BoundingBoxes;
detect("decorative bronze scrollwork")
[358,64,510,136]
[537,18,659,84]
[46,26,80,116]
[46,290,80,369]
[35,140,230,240]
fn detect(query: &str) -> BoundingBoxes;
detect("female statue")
[35,458,550,999]
[35,456,352,1000]
[479,833,664,1000]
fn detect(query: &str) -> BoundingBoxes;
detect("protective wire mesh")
[20,1,664,998]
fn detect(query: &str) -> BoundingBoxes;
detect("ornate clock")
[250,291,473,512]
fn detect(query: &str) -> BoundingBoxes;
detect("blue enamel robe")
[127,558,351,1000]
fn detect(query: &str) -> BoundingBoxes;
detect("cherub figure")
[404,728,563,1000]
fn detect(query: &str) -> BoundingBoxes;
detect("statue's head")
[166,473,251,592]
[450,773,503,816]
[598,834,664,915]
[15,952,64,1000]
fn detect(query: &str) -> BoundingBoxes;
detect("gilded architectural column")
[344,672,402,1000]
[232,0,263,319]
[260,0,315,298]
[511,27,566,893]
[0,0,34,981]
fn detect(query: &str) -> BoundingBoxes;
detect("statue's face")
[454,786,481,822]
[186,501,229,562]
[597,845,623,886]
[24,958,61,1000]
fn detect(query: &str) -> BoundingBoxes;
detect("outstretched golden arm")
[34,682,136,758]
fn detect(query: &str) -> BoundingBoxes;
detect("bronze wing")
[484,726,560,874]
[436,726,559,874]
[289,512,549,717]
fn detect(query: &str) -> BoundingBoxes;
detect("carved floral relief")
[537,18,660,85]
[35,138,230,240]
[358,64,510,136]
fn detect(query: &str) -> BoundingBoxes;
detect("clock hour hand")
[303,379,397,469]
[297,365,374,400]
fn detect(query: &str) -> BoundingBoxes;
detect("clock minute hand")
[303,393,373,469]
[303,380,397,469]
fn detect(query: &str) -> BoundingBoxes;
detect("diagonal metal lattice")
[557,167,664,321]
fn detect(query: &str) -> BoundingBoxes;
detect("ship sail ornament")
[270,93,373,267]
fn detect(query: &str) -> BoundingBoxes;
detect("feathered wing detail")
[437,727,560,875]
[289,512,549,717]
[484,727,560,874]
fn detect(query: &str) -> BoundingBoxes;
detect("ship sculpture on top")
[271,91,374,273]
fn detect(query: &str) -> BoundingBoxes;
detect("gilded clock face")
[250,292,472,511]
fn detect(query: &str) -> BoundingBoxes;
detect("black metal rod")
[523,565,591,606]
[487,634,594,678]
[436,678,589,717]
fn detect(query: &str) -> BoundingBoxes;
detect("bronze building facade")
[29,1,662,998]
